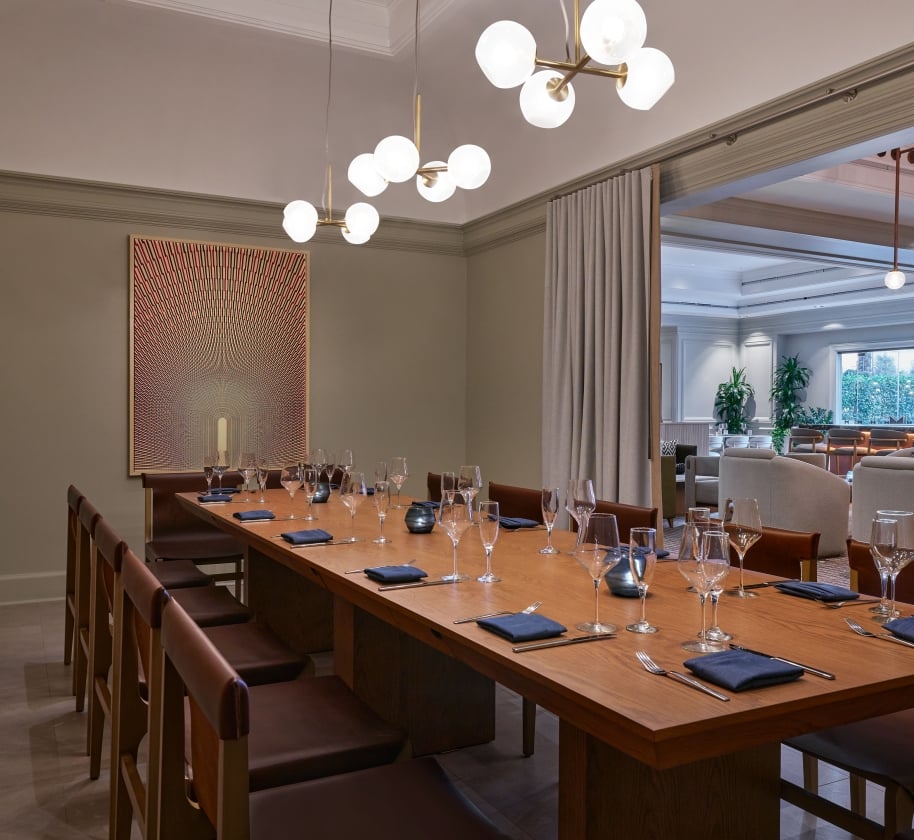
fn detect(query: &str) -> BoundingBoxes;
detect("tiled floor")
[0,599,897,839]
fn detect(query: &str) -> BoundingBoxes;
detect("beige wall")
[0,180,473,603]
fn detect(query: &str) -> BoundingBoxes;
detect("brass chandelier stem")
[893,147,902,270]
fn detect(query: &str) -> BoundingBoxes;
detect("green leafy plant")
[770,354,811,452]
[798,406,833,425]
[714,367,755,434]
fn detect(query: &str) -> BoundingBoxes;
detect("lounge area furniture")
[825,427,870,473]
[850,449,914,542]
[788,427,825,455]
[660,444,697,526]
[684,455,720,512]
[717,448,850,557]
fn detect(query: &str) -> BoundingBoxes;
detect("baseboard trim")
[0,571,66,606]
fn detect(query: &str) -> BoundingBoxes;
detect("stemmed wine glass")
[441,471,457,500]
[389,457,409,509]
[477,500,501,583]
[723,498,762,598]
[566,479,596,548]
[338,449,354,476]
[339,471,367,542]
[871,510,914,618]
[682,507,731,641]
[255,459,269,503]
[279,464,301,520]
[540,487,560,555]
[373,480,391,544]
[213,452,229,492]
[458,466,482,520]
[203,454,216,494]
[311,448,329,485]
[301,467,319,521]
[375,461,388,483]
[438,494,472,581]
[871,515,914,623]
[626,527,658,634]
[572,512,621,634]
[678,529,731,653]
[239,452,257,501]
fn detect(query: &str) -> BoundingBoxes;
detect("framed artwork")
[129,236,309,475]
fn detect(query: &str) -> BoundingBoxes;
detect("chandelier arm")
[534,55,628,81]
[893,147,902,271]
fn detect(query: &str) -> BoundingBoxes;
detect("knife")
[378,579,460,592]
[513,634,615,653]
[729,643,836,679]
[741,579,793,590]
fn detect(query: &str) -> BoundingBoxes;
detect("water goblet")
[566,479,596,549]
[573,512,621,634]
[539,487,560,555]
[477,500,501,583]
[458,466,482,520]
[301,467,319,521]
[871,510,914,617]
[311,448,329,484]
[256,459,269,503]
[203,453,216,494]
[373,480,391,544]
[682,507,731,640]
[239,452,257,501]
[279,464,301,520]
[723,498,762,597]
[339,470,367,542]
[389,457,409,509]
[678,529,730,653]
[626,527,658,634]
[438,494,472,581]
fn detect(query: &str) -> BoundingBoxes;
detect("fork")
[823,597,882,609]
[635,651,730,701]
[845,617,914,649]
[454,600,543,625]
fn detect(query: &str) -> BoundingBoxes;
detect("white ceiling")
[114,1,914,320]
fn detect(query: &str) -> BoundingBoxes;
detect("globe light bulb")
[416,164,457,202]
[519,70,575,129]
[447,145,491,190]
[341,228,371,245]
[281,200,318,243]
[885,269,906,290]
[617,47,674,110]
[344,202,380,238]
[348,153,388,197]
[373,135,420,183]
[580,0,647,65]
[475,20,536,89]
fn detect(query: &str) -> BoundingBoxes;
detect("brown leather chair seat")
[487,481,543,522]
[202,623,307,687]
[169,585,251,627]
[145,557,212,588]
[248,757,510,840]
[145,530,245,563]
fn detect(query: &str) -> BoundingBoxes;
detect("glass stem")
[698,592,708,638]
[639,588,647,624]
[452,540,459,578]
[484,547,493,576]
[737,553,746,593]
[378,515,385,541]
[545,525,553,549]
[593,579,600,625]
[710,591,720,627]
[351,512,356,541]
[889,573,898,617]
[880,570,889,608]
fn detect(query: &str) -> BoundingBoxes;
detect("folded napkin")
[232,510,276,521]
[774,581,859,602]
[412,500,437,508]
[884,616,914,643]
[212,487,239,494]
[621,545,671,560]
[684,649,803,692]
[498,516,540,530]
[280,529,333,545]
[364,565,428,583]
[477,613,566,643]
[198,493,232,503]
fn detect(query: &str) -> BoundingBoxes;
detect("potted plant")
[770,354,811,452]
[714,367,755,433]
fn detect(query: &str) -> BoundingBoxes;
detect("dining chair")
[74,496,102,712]
[590,499,658,542]
[825,428,869,473]
[725,524,820,581]
[64,485,86,668]
[154,596,410,838]
[110,546,307,840]
[426,471,442,502]
[847,538,914,603]
[788,427,825,454]
[487,481,544,523]
[868,428,912,455]
[156,596,508,840]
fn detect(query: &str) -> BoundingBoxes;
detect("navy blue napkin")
[412,500,437,508]
[477,613,566,642]
[232,509,276,521]
[774,581,859,602]
[364,565,428,583]
[198,493,232,503]
[684,649,803,691]
[498,516,541,530]
[621,545,670,560]
[212,487,239,494]
[280,529,333,545]
[884,616,914,643]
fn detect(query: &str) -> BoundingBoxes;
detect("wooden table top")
[178,489,914,771]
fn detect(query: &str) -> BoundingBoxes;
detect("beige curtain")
[542,167,656,509]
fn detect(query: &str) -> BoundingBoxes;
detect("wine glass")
[723,498,762,598]
[375,461,388,483]
[279,464,301,520]
[458,466,482,520]
[441,471,457,500]
[301,466,319,521]
[539,487,560,555]
[339,470,367,542]
[213,452,229,492]
[626,527,658,634]
[256,459,269,504]
[573,512,621,634]
[311,448,329,484]
[477,500,501,583]
[438,494,472,581]
[872,510,914,617]
[389,457,409,509]
[566,479,596,548]
[871,515,914,623]
[373,480,391,544]
[678,529,730,652]
[203,454,216,494]
[239,452,257,501]
[338,449,354,476]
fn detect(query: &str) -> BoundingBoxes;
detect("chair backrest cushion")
[487,482,543,523]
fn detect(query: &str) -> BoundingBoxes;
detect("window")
[839,348,914,424]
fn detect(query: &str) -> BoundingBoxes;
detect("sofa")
[850,448,914,544]
[717,448,850,557]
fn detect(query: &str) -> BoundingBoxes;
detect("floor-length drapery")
[542,168,656,508]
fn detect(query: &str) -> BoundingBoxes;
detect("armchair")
[850,449,914,542]
[684,455,720,512]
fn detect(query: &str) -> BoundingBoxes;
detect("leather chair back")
[487,482,543,523]
[725,524,820,580]
[590,500,657,543]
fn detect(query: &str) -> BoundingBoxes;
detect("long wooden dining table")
[177,488,914,839]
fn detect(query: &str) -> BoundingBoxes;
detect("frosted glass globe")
[344,202,380,238]
[580,0,647,65]
[519,71,575,129]
[373,135,420,183]
[617,47,674,110]
[885,269,906,290]
[348,153,388,197]
[416,165,457,202]
[281,200,318,243]
[475,20,536,89]
[447,145,491,190]
[341,228,371,245]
